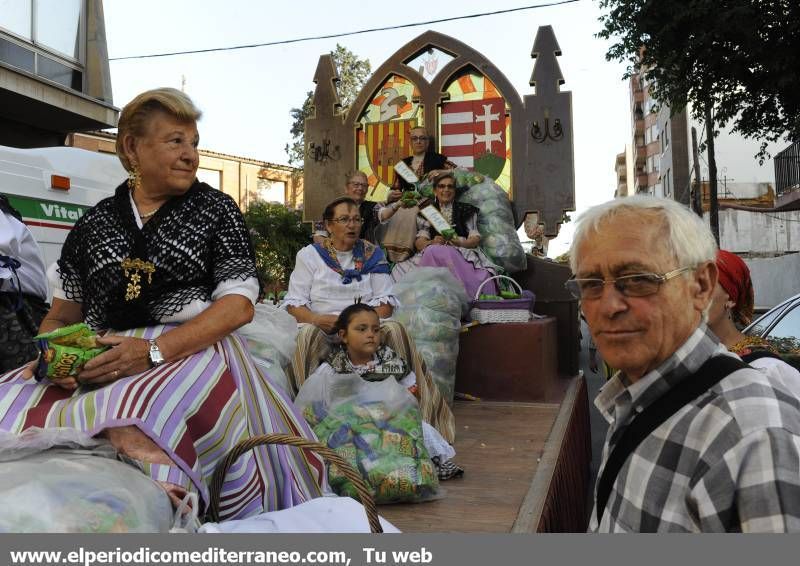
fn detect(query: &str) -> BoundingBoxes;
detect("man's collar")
[595,323,729,423]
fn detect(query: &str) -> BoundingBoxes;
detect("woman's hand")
[19,358,38,380]
[386,188,403,203]
[312,313,338,334]
[19,358,79,390]
[78,336,151,384]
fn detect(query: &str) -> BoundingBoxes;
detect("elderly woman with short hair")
[285,196,455,443]
[0,88,325,522]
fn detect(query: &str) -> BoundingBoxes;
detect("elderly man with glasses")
[568,195,800,532]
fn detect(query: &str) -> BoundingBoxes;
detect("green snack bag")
[34,323,108,382]
[441,228,457,241]
[401,189,423,208]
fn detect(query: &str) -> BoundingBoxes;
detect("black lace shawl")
[396,152,451,191]
[57,181,262,330]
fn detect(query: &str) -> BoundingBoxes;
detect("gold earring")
[127,165,141,192]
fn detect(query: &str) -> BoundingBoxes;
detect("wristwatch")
[148,339,165,368]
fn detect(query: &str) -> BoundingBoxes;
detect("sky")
[102,0,637,256]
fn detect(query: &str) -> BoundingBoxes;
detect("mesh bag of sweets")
[34,323,108,382]
[459,177,527,274]
[296,375,438,503]
[393,268,468,404]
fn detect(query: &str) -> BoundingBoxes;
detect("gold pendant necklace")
[138,205,161,219]
[121,257,156,300]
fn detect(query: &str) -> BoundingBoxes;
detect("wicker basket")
[206,433,383,533]
[469,275,535,324]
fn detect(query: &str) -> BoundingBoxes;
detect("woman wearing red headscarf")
[709,250,799,388]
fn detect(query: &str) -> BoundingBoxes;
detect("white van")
[0,144,126,269]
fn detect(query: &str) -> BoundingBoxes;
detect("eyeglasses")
[348,182,368,188]
[436,183,455,189]
[331,216,364,225]
[564,267,693,300]
[410,136,428,141]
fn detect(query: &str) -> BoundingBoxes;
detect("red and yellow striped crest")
[364,119,417,187]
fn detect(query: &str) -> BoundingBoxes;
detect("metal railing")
[775,141,800,197]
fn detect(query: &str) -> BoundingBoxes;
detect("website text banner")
[2,534,800,566]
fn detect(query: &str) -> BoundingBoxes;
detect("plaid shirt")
[590,323,800,532]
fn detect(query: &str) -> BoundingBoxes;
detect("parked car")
[744,293,800,370]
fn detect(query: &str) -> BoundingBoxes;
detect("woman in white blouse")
[285,197,455,443]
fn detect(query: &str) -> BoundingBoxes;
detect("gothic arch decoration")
[303,26,574,237]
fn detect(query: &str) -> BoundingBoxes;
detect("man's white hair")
[569,196,717,273]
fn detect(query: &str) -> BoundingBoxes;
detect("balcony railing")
[775,141,800,197]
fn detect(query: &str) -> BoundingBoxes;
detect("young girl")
[304,303,462,480]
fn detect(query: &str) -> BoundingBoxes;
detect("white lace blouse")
[283,244,398,315]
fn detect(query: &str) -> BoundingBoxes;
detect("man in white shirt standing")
[1,194,49,371]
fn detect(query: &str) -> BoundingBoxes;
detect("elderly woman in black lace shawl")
[0,88,325,522]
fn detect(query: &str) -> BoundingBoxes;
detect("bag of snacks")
[295,374,438,504]
[0,428,173,533]
[34,323,108,382]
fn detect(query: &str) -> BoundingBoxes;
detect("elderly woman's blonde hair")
[116,88,202,171]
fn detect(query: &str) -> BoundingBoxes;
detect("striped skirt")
[0,326,326,521]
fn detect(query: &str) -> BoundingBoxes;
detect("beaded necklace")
[138,206,161,219]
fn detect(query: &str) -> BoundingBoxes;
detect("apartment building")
[0,0,117,147]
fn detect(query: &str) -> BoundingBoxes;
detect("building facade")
[618,68,800,307]
[67,131,304,210]
[624,69,778,202]
[0,0,117,147]
[774,141,800,211]
[614,145,634,198]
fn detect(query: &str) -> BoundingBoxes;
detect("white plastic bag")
[237,302,299,394]
[199,496,401,533]
[295,374,439,503]
[169,492,201,533]
[392,268,468,404]
[0,429,173,533]
[460,178,527,274]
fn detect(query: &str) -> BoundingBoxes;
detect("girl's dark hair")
[323,197,358,221]
[334,303,379,334]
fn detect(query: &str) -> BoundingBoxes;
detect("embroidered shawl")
[312,238,390,284]
[327,343,409,382]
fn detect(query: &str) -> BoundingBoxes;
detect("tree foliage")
[285,44,371,166]
[243,201,310,294]
[598,0,800,159]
